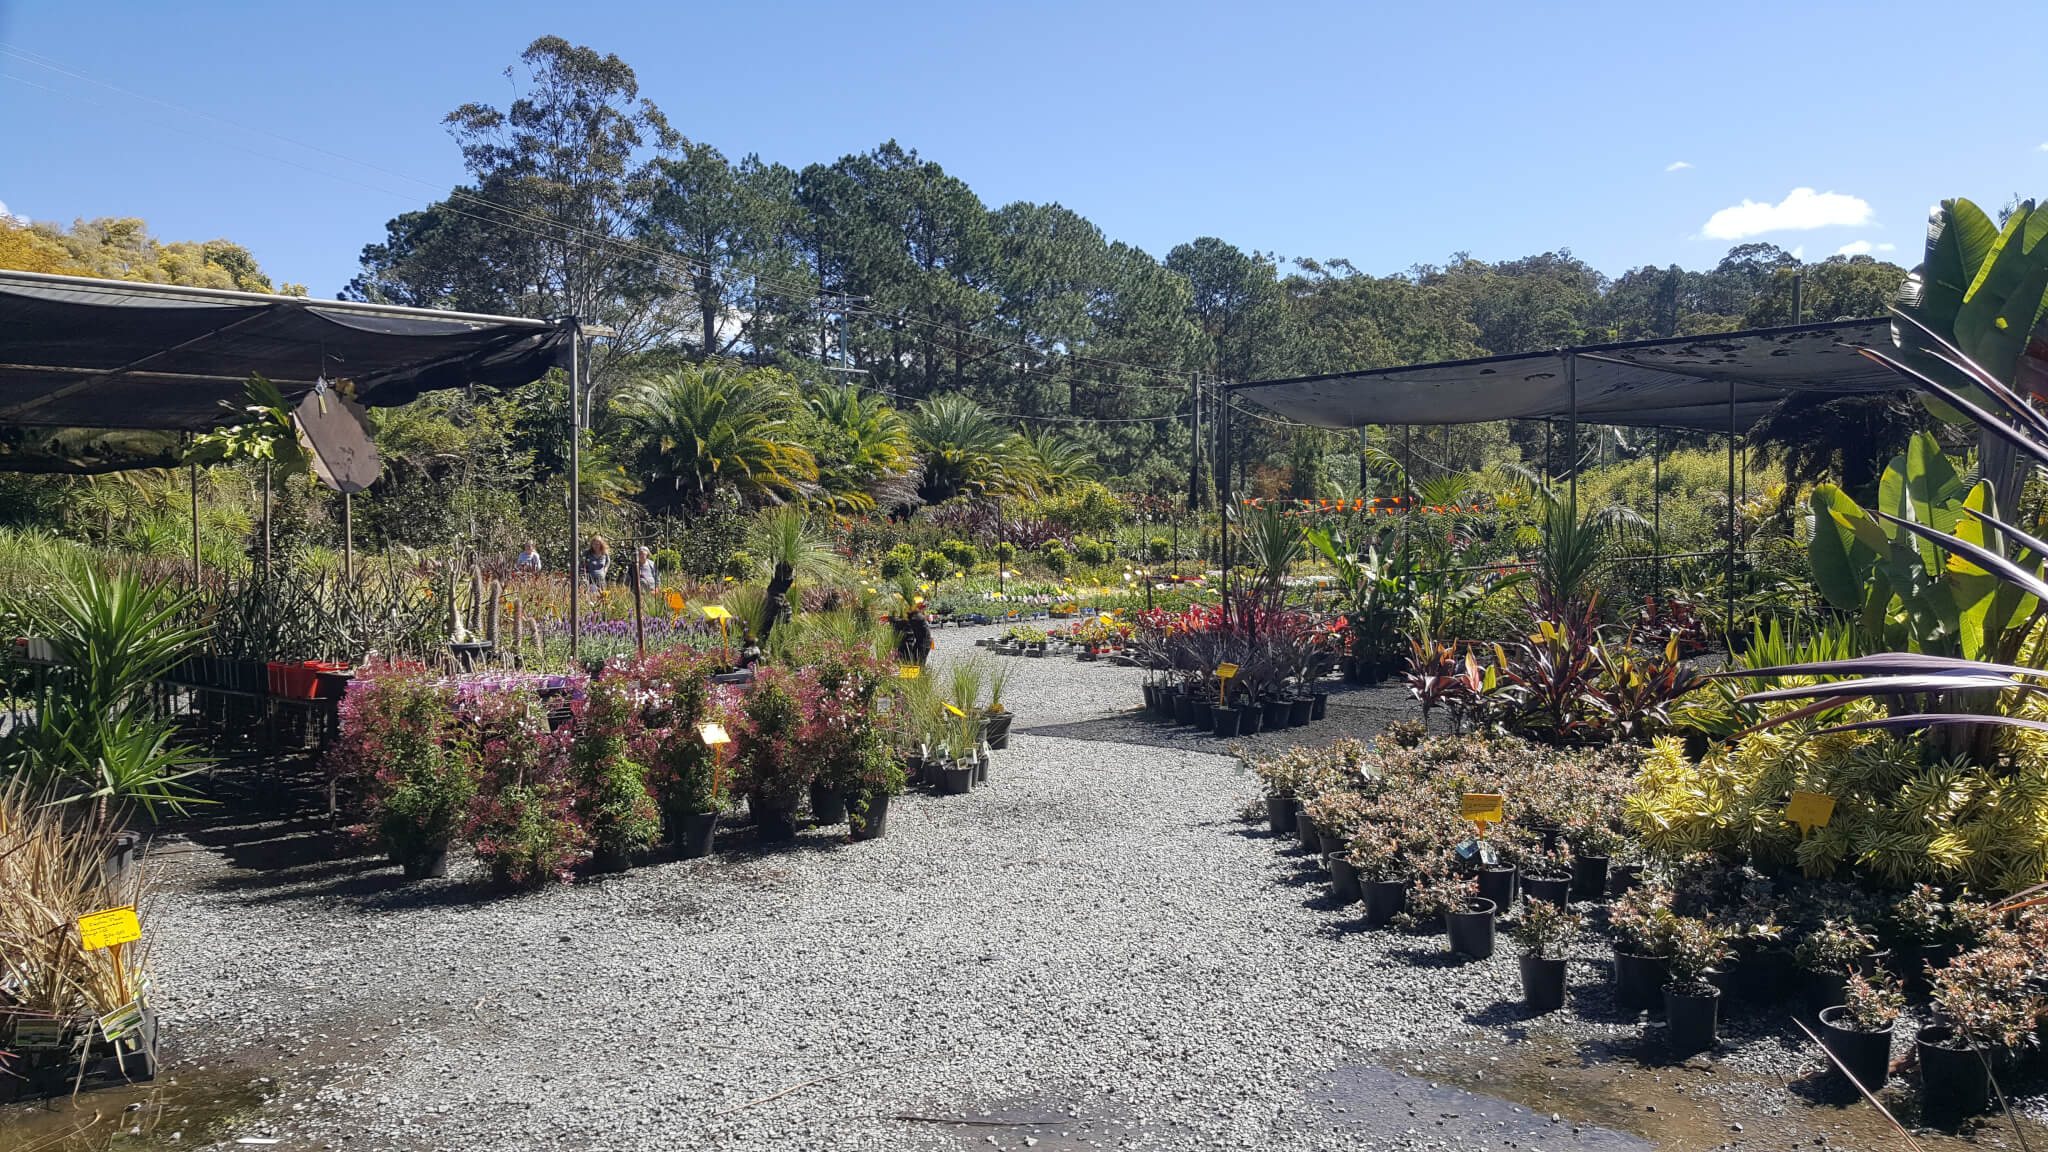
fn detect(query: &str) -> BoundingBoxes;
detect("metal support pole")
[995,495,1005,597]
[1652,428,1663,601]
[343,492,353,582]
[1565,352,1579,506]
[1442,422,1452,478]
[631,562,645,656]
[1792,270,1805,325]
[1186,371,1203,512]
[188,463,200,584]
[1218,394,1232,609]
[568,321,583,661]
[1726,381,1737,638]
[262,461,272,572]
[1544,419,1553,488]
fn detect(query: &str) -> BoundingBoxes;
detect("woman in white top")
[636,545,657,590]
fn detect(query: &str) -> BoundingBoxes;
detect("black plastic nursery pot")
[809,782,848,825]
[1917,1024,1990,1120]
[1141,683,1157,712]
[1446,897,1497,960]
[1475,865,1518,911]
[1363,879,1408,926]
[942,763,975,795]
[753,800,800,841]
[1521,871,1571,907]
[1171,693,1195,725]
[677,811,719,859]
[1266,793,1298,836]
[1521,955,1568,1013]
[1287,696,1314,727]
[1295,810,1322,856]
[1311,692,1329,721]
[1527,823,1562,855]
[0,1005,158,1104]
[1318,829,1345,859]
[1816,1006,1893,1090]
[1189,697,1212,729]
[1613,950,1672,1012]
[1212,706,1242,738]
[1805,969,1851,1015]
[1569,855,1609,901]
[985,712,1014,750]
[1239,701,1264,735]
[1910,943,1960,1000]
[1728,943,1795,1004]
[850,793,890,840]
[1663,983,1721,1054]
[1606,863,1644,896]
[973,753,989,785]
[396,845,451,880]
[1328,856,1362,905]
[1263,697,1291,730]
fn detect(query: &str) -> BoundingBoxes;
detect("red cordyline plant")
[1128,599,1337,702]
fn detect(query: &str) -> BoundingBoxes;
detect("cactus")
[448,560,468,642]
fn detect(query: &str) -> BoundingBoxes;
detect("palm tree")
[1012,424,1101,496]
[801,383,918,512]
[906,394,1022,504]
[617,363,817,512]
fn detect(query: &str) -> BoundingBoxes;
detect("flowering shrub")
[1931,927,2043,1050]
[628,647,729,820]
[736,664,822,816]
[568,667,661,863]
[459,685,584,888]
[328,668,475,866]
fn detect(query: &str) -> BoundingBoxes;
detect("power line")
[1,43,1195,392]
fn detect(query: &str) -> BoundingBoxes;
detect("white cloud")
[1665,160,1692,172]
[1702,187,1873,239]
[2038,142,2048,152]
[1791,246,1805,261]
[1834,240,1896,257]
[0,199,23,225]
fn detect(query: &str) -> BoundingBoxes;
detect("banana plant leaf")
[1875,510,2048,603]
[1890,307,2048,440]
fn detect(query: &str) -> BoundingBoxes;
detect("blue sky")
[3,0,2043,298]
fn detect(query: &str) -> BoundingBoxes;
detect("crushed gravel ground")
[7,636,2039,1151]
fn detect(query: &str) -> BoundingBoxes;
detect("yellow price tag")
[700,605,732,621]
[897,665,921,679]
[1216,663,1238,679]
[78,907,141,951]
[698,722,731,746]
[944,702,966,718]
[1459,794,1505,825]
[1787,791,1834,832]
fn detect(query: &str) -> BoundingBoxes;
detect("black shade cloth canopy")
[0,269,572,472]
[1226,318,1905,431]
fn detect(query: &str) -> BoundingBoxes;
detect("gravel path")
[6,639,2020,1151]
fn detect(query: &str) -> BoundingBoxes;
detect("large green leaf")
[1809,485,1878,610]
[1903,199,1998,337]
[1957,202,2033,357]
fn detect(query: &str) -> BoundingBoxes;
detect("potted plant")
[1519,848,1572,907]
[1347,836,1412,927]
[844,728,905,841]
[570,674,662,870]
[1661,915,1728,1054]
[1922,936,2042,1121]
[1817,972,1902,1090]
[1889,884,1994,1000]
[736,666,819,839]
[940,712,977,795]
[983,662,1015,750]
[461,686,585,887]
[1608,882,1677,1012]
[1513,901,1581,1013]
[1566,826,1620,902]
[333,672,475,879]
[1436,876,1496,961]
[1212,698,1242,738]
[1794,919,1875,1014]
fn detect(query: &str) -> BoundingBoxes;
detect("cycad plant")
[907,394,1023,504]
[618,362,818,511]
[802,383,918,512]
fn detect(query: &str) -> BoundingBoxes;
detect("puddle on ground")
[901,1100,1154,1150]
[0,1056,313,1151]
[1392,1031,2048,1150]
[1314,1064,1647,1149]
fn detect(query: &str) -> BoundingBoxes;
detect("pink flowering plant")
[327,667,476,870]
[459,685,585,889]
[630,647,732,821]
[736,664,824,818]
[568,664,662,865]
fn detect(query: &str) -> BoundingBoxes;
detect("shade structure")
[0,269,572,472]
[1225,318,1905,431]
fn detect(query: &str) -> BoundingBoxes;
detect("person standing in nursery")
[581,535,610,592]
[636,545,657,591]
[516,540,542,574]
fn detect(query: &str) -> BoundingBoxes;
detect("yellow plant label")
[897,665,921,679]
[700,605,732,621]
[1459,794,1506,824]
[698,722,731,746]
[1786,791,1835,829]
[944,702,967,718]
[78,907,141,951]
[1216,663,1238,679]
